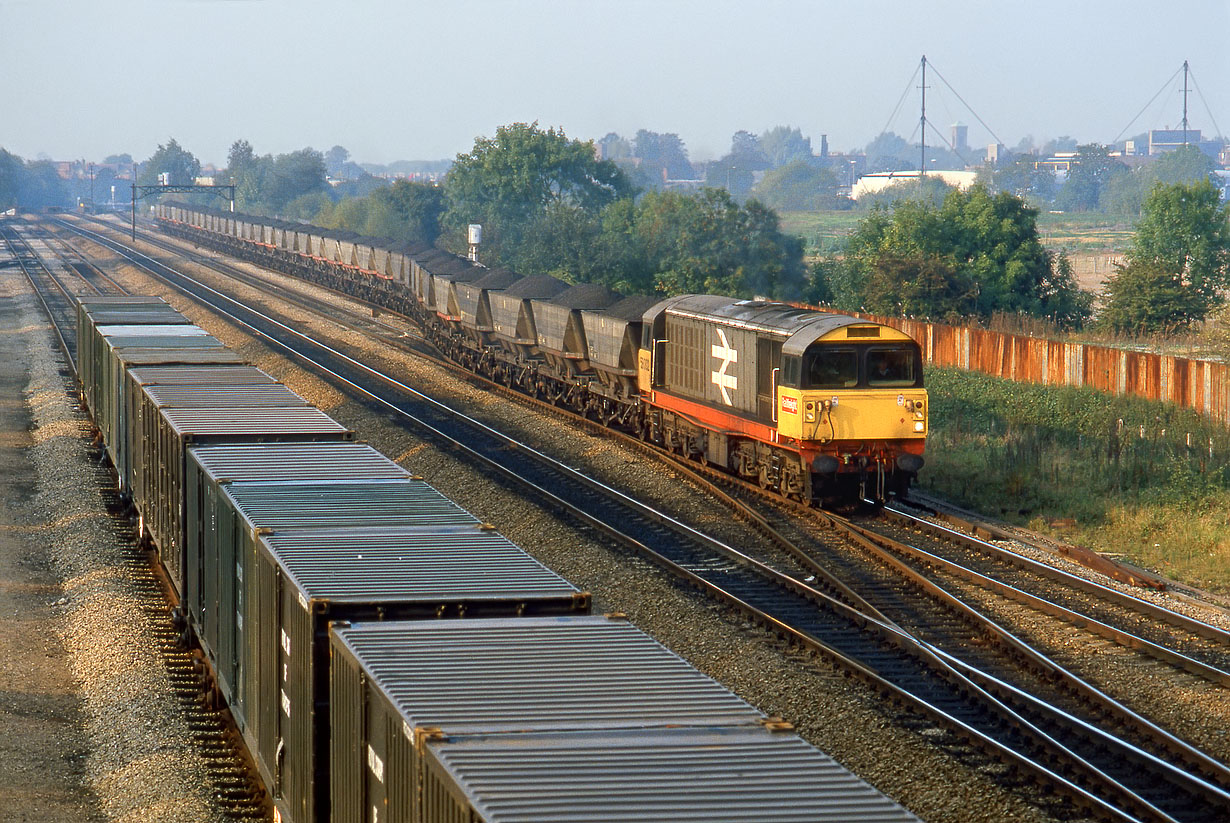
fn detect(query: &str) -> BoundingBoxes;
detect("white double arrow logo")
[711,328,739,405]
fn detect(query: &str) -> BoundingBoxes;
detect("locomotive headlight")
[914,421,926,432]
[805,401,816,422]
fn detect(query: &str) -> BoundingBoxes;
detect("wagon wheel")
[758,466,773,489]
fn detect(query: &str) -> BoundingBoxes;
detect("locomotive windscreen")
[800,344,920,390]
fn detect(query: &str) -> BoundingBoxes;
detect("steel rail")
[882,504,1230,647]
[2,222,79,369]
[57,217,1220,823]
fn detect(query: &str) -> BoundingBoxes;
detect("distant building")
[1034,152,1079,174]
[985,143,1007,166]
[951,122,968,153]
[851,169,977,199]
[1148,128,1223,158]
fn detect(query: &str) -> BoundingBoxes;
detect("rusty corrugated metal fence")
[851,312,1230,427]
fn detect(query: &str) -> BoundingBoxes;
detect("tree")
[103,153,133,166]
[751,160,841,211]
[227,139,256,174]
[597,133,632,161]
[1101,145,1216,215]
[864,132,913,172]
[855,176,954,210]
[981,155,1057,202]
[325,145,350,175]
[758,126,812,168]
[626,188,805,298]
[264,148,328,213]
[835,185,1091,324]
[0,149,22,208]
[138,138,200,187]
[1120,179,1230,323]
[0,150,69,210]
[704,130,770,199]
[632,130,694,181]
[367,180,445,245]
[1053,143,1127,212]
[1100,260,1205,334]
[441,122,632,267]
[860,254,979,319]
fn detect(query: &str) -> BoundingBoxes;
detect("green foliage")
[138,138,200,188]
[854,177,953,211]
[223,140,328,216]
[704,130,770,199]
[1053,144,1128,212]
[441,122,632,267]
[0,149,70,210]
[282,191,334,222]
[628,189,806,298]
[924,366,1230,519]
[264,149,328,213]
[859,254,978,319]
[1100,179,1230,334]
[979,155,1057,202]
[632,130,694,182]
[0,149,24,208]
[1099,261,1205,334]
[758,126,812,168]
[1128,179,1230,312]
[1101,146,1216,215]
[832,185,1092,325]
[368,181,444,245]
[751,160,841,211]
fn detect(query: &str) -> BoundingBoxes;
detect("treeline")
[0,149,71,210]
[980,143,1219,215]
[159,125,810,300]
[137,125,1227,336]
[437,124,806,298]
[816,186,1093,325]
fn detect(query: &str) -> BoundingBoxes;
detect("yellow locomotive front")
[636,296,926,504]
[776,322,927,500]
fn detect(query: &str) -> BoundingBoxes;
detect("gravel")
[14,263,232,822]
[78,221,1080,823]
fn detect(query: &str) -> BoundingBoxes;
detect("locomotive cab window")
[866,347,919,388]
[801,347,859,389]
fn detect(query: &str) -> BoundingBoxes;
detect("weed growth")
[920,368,1230,590]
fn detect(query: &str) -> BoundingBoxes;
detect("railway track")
[2,220,95,367]
[45,214,1230,822]
[8,218,268,820]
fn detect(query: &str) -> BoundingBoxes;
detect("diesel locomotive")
[155,202,927,502]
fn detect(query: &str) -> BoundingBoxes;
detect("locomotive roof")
[659,294,909,356]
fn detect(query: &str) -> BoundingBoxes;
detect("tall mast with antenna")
[920,55,927,176]
[1181,59,1190,146]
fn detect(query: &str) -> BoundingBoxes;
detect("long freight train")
[155,202,927,502]
[75,294,920,823]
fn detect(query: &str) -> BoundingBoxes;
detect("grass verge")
[918,367,1230,592]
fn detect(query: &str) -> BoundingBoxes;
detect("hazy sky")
[2,0,1226,166]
